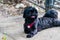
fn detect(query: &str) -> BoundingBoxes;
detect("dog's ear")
[23,13,25,18]
[23,7,28,18]
[23,9,25,18]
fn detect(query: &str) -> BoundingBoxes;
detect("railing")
[26,0,60,10]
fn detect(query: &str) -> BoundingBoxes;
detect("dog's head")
[44,10,58,18]
[23,6,38,19]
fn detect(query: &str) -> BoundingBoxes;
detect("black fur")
[43,10,58,18]
[23,6,60,38]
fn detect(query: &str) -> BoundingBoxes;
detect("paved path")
[0,10,60,40]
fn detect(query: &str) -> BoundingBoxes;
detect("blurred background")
[0,0,60,40]
[0,0,60,17]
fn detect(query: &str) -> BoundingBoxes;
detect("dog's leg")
[26,19,38,38]
[37,19,60,31]
[24,24,31,34]
[26,28,38,38]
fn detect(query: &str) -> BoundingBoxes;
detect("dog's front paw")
[24,31,29,34]
[24,29,31,34]
[26,34,34,38]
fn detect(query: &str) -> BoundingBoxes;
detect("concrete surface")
[0,10,60,40]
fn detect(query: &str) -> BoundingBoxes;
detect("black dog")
[23,6,60,38]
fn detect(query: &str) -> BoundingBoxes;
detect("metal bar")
[26,0,60,10]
